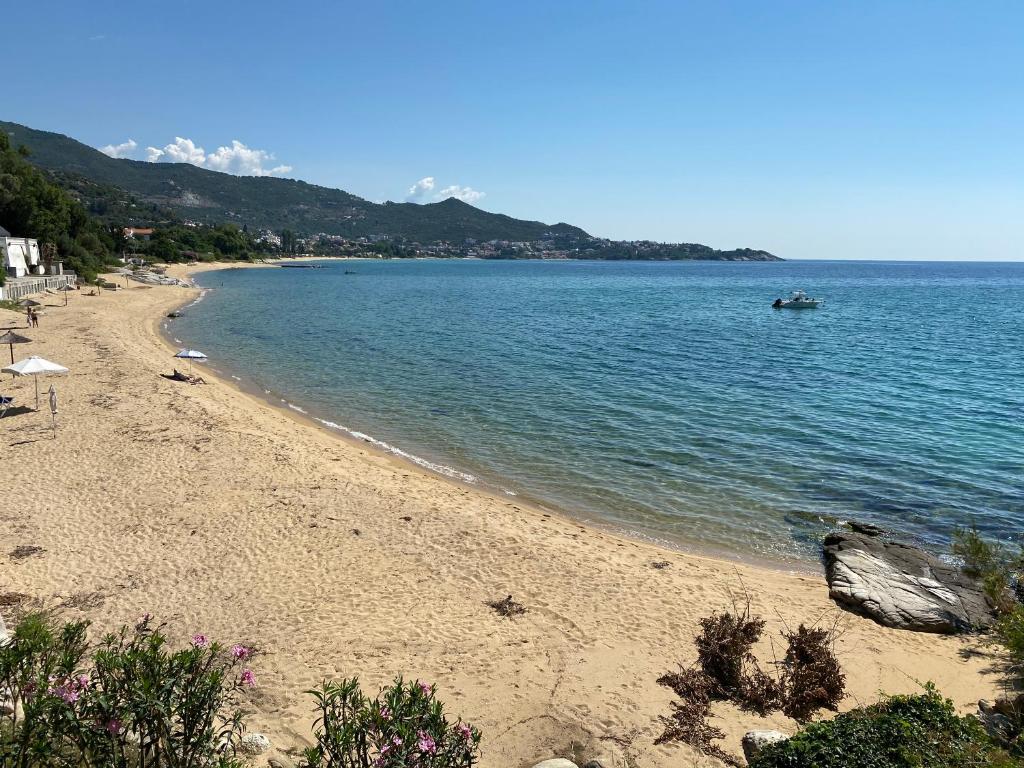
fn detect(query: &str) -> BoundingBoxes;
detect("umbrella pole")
[35,376,39,411]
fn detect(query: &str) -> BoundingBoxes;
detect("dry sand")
[0,265,1005,767]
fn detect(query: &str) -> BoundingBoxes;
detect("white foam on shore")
[184,288,211,308]
[314,417,478,484]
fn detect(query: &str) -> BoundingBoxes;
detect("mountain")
[0,120,780,260]
[0,121,586,242]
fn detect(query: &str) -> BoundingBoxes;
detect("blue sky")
[4,1,1022,259]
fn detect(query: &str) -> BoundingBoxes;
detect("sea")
[167,259,1024,565]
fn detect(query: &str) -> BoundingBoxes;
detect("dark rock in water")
[823,531,995,633]
[166,311,182,318]
[847,521,886,537]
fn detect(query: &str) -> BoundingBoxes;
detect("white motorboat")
[772,290,823,309]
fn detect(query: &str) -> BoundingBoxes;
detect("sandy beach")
[0,265,1005,767]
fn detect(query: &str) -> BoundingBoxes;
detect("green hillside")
[0,121,587,242]
[1,120,780,260]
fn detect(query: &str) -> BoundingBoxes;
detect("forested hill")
[0,121,587,242]
[1,120,781,261]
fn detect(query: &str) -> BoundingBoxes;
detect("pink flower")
[231,644,251,660]
[53,684,80,704]
[417,730,437,755]
[50,675,88,705]
[416,680,433,696]
[456,722,473,741]
[379,705,391,721]
[105,718,122,735]
[240,668,256,688]
[191,634,210,649]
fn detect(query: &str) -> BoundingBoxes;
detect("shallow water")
[172,259,1024,563]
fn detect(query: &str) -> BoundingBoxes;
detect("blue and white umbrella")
[173,348,207,373]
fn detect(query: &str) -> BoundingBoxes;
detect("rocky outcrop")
[824,531,995,633]
[741,730,788,763]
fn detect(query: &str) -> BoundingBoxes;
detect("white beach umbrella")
[1,355,69,410]
[174,348,207,373]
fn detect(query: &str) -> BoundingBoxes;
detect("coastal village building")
[0,225,43,278]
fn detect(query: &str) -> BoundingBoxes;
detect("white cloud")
[146,137,205,165]
[404,176,485,205]
[99,139,137,158]
[205,140,292,176]
[143,136,291,176]
[437,184,485,204]
[405,176,436,201]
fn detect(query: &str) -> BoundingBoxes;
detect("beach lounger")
[0,396,13,418]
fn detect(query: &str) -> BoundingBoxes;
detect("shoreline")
[166,261,819,576]
[0,268,1004,767]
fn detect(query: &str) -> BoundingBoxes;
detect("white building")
[0,225,44,278]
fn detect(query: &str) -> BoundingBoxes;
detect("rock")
[979,712,1015,742]
[847,521,886,537]
[240,732,271,755]
[823,531,995,633]
[532,761,579,768]
[0,615,10,647]
[582,762,607,768]
[267,757,296,768]
[741,730,788,763]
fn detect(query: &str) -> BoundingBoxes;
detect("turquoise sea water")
[170,260,1024,564]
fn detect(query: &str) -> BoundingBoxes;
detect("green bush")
[302,677,481,768]
[951,525,1023,612]
[0,613,255,767]
[751,686,1016,768]
[995,606,1024,673]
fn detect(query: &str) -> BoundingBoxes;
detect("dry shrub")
[657,667,713,708]
[655,670,743,767]
[694,602,783,714]
[656,599,846,762]
[487,595,526,618]
[695,605,764,695]
[780,624,846,722]
[739,664,784,716]
[655,699,743,767]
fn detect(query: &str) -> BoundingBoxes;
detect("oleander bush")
[0,613,484,768]
[302,677,481,768]
[0,613,256,767]
[750,685,1017,768]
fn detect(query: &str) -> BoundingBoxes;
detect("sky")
[4,1,1022,260]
